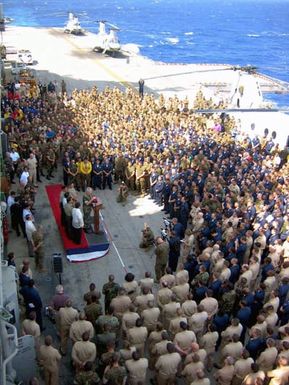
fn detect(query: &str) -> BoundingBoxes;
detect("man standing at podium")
[83,187,95,234]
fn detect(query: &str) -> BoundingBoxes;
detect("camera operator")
[167,228,181,273]
[154,236,169,282]
[139,223,155,249]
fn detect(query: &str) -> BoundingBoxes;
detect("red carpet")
[45,184,88,249]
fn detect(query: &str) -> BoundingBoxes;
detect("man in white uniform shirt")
[23,204,34,223]
[72,202,84,244]
[25,214,36,258]
[20,166,30,188]
[9,148,20,165]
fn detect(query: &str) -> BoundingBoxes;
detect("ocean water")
[3,0,289,108]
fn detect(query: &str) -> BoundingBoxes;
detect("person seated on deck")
[139,223,155,249]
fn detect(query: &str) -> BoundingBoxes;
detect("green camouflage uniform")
[84,302,103,326]
[96,331,116,356]
[95,314,119,334]
[155,242,169,281]
[220,290,237,314]
[125,163,136,191]
[75,370,100,385]
[114,156,127,183]
[46,148,55,177]
[102,282,120,312]
[139,227,155,248]
[104,365,126,385]
[32,230,44,271]
[135,163,146,195]
[83,193,93,230]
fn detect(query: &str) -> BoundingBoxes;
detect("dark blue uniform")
[162,182,171,214]
[154,179,164,206]
[92,162,103,190]
[179,201,189,230]
[102,162,113,190]
[149,172,159,199]
[168,235,181,272]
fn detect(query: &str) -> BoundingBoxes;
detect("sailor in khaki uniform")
[111,287,132,321]
[127,318,148,357]
[152,331,171,358]
[190,369,210,385]
[121,304,140,338]
[134,287,155,313]
[141,300,160,333]
[119,340,137,363]
[22,311,41,352]
[220,318,243,349]
[175,265,189,285]
[188,305,208,340]
[214,356,235,385]
[181,293,197,321]
[162,294,181,330]
[174,321,196,353]
[171,280,190,304]
[155,343,181,385]
[22,311,40,337]
[157,282,172,309]
[256,338,278,372]
[242,364,266,385]
[125,351,148,385]
[267,356,289,385]
[69,312,94,344]
[147,323,164,369]
[139,271,154,292]
[71,331,97,373]
[123,273,139,302]
[39,336,62,385]
[182,353,205,385]
[221,334,243,362]
[149,330,170,370]
[184,343,207,366]
[59,300,78,355]
[199,324,218,371]
[168,308,187,337]
[232,350,254,385]
[199,289,219,319]
[159,267,176,288]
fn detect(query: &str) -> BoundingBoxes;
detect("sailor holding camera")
[167,229,181,273]
[139,223,155,249]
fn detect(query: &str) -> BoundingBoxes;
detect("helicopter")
[93,20,121,54]
[64,12,84,35]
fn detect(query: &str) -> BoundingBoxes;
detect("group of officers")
[21,260,289,385]
[3,75,289,385]
[62,152,155,198]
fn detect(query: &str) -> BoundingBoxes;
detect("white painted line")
[100,211,127,272]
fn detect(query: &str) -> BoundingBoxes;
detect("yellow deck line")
[62,33,134,90]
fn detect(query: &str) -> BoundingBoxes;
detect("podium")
[93,197,103,234]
